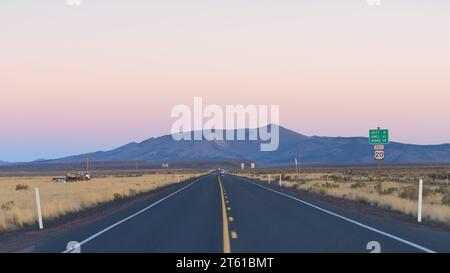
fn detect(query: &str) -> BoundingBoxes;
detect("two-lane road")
[32,173,450,253]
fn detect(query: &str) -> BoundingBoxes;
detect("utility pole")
[296,146,301,175]
[294,158,298,175]
[135,149,138,173]
[86,155,91,174]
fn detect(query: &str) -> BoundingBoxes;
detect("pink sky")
[1,1,450,161]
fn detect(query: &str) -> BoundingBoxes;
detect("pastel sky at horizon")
[1,0,450,162]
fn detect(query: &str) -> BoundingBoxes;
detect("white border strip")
[63,174,208,253]
[236,176,436,253]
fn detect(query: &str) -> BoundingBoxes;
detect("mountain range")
[33,125,450,165]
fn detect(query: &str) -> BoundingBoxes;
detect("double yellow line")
[218,176,231,253]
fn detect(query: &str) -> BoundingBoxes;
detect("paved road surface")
[31,172,450,253]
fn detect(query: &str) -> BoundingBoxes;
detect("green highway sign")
[369,129,389,145]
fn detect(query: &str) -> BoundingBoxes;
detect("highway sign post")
[371,128,388,194]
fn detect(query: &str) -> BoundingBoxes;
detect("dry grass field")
[0,172,205,232]
[240,169,450,225]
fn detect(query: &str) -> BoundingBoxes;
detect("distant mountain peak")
[35,125,450,165]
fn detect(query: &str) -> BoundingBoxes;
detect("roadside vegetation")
[239,169,450,226]
[0,172,204,232]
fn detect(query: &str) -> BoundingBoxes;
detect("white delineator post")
[177,174,180,183]
[35,188,43,229]
[418,179,423,223]
[268,174,271,184]
[279,174,282,187]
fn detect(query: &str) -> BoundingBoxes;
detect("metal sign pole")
[377,159,382,194]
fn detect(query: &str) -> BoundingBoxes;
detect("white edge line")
[62,174,209,253]
[236,175,436,253]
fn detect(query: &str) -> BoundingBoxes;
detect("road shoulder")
[0,176,203,253]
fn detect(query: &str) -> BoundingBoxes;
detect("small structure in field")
[52,172,91,183]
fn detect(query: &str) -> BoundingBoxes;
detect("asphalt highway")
[31,172,450,253]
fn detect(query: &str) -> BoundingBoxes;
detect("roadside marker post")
[35,188,43,230]
[268,174,271,184]
[418,179,423,223]
[279,174,282,187]
[177,174,180,183]
[162,163,169,184]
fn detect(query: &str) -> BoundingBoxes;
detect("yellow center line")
[218,176,231,253]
